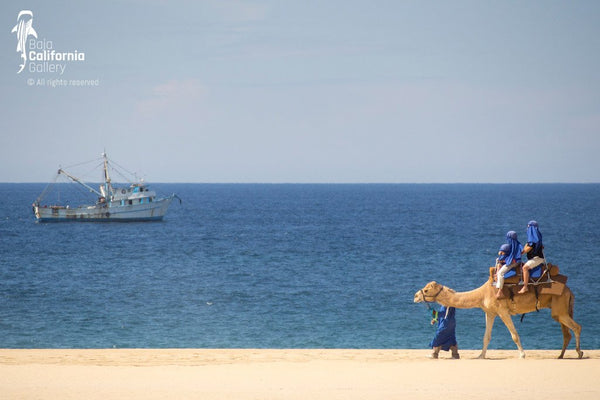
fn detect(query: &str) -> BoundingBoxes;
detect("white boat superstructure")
[33,152,179,222]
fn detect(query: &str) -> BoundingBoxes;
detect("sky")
[1,1,599,183]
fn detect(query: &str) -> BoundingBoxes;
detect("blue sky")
[2,1,599,182]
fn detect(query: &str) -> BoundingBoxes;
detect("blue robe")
[429,306,457,351]
[505,231,523,265]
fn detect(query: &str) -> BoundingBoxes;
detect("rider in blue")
[519,221,545,294]
[429,305,459,359]
[495,231,523,299]
[496,243,511,269]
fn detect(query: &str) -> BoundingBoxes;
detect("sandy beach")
[1,349,598,399]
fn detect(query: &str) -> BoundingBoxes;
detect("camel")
[413,275,583,359]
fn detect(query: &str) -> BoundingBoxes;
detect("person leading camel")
[429,305,460,359]
[496,231,523,299]
[519,220,545,294]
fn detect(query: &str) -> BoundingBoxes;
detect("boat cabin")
[109,184,158,206]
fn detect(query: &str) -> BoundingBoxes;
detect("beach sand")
[1,349,598,399]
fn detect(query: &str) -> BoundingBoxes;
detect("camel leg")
[553,314,583,359]
[552,291,583,359]
[478,313,496,359]
[498,312,525,358]
[558,323,571,359]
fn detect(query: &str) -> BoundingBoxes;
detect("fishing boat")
[32,152,180,222]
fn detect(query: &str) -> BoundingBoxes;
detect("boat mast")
[58,168,103,197]
[102,152,113,198]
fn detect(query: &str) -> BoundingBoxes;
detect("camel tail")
[569,289,575,319]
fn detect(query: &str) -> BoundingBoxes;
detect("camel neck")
[436,284,487,309]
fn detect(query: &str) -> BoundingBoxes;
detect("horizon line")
[2,181,599,185]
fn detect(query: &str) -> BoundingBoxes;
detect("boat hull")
[34,196,175,222]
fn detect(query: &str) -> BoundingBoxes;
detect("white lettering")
[28,38,53,50]
[28,62,67,75]
[25,37,85,75]
[27,50,86,62]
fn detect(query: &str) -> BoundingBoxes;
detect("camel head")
[413,281,444,304]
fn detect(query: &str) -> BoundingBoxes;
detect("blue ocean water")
[0,183,598,351]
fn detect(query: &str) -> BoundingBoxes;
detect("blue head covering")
[505,231,522,265]
[498,243,511,262]
[526,220,543,253]
[527,221,542,243]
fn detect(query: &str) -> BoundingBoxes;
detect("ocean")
[0,183,598,351]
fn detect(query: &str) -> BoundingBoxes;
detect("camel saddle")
[489,263,567,297]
